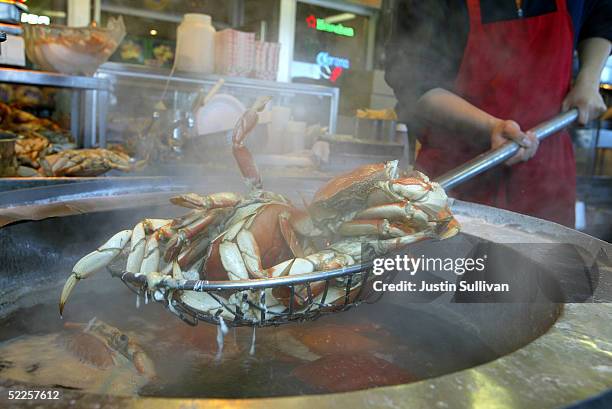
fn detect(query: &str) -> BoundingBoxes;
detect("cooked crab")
[58,95,460,326]
[13,133,51,168]
[0,317,155,395]
[0,102,73,144]
[39,148,135,177]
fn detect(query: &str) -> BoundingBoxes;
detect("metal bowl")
[0,179,611,408]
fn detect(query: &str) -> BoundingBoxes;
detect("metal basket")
[117,261,397,327]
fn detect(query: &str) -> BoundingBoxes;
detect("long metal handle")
[434,109,579,190]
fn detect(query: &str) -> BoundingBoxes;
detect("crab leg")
[106,161,132,173]
[368,177,450,218]
[139,235,160,276]
[278,211,305,258]
[355,201,412,220]
[338,219,419,238]
[165,209,227,262]
[354,201,430,228]
[232,96,272,189]
[171,210,206,229]
[266,252,356,309]
[49,154,73,175]
[219,241,251,280]
[125,222,146,274]
[170,192,242,210]
[59,230,132,315]
[178,236,213,269]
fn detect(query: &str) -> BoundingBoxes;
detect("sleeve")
[384,0,469,123]
[578,0,612,45]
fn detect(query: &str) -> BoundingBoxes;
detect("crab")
[58,95,460,325]
[58,97,304,320]
[39,148,136,177]
[0,102,73,144]
[0,317,155,395]
[13,132,51,168]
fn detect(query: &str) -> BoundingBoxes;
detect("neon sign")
[316,51,349,83]
[316,52,350,69]
[306,14,355,37]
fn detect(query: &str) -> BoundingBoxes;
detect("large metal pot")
[0,179,611,409]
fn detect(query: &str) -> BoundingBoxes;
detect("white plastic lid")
[183,13,212,25]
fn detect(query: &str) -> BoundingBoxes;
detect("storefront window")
[243,0,280,42]
[292,2,371,115]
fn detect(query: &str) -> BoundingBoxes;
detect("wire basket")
[117,261,397,327]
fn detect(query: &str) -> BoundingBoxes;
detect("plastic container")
[214,29,254,77]
[266,106,291,154]
[252,41,280,80]
[175,13,215,74]
[286,120,307,152]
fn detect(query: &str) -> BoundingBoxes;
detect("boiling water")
[0,288,504,398]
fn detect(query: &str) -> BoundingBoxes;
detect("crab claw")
[59,274,79,316]
[59,230,132,316]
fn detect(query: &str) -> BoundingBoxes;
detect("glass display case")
[96,62,338,173]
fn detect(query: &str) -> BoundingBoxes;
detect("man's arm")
[414,89,538,166]
[562,37,611,124]
[414,88,497,141]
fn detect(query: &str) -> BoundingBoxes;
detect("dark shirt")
[385,0,612,122]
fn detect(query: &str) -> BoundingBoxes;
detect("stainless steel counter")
[0,67,108,89]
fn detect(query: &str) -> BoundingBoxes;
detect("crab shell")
[201,202,297,281]
[41,148,132,177]
[308,161,399,223]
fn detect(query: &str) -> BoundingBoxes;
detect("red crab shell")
[201,203,296,281]
[310,162,398,213]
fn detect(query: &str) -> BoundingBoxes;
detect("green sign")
[306,15,355,37]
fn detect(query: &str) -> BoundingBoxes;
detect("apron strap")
[555,0,568,13]
[465,0,483,27]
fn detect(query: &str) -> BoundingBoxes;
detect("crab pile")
[59,96,460,326]
[0,102,139,177]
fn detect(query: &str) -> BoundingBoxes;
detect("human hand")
[490,119,539,166]
[562,81,606,125]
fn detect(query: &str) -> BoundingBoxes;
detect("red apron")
[416,0,576,227]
